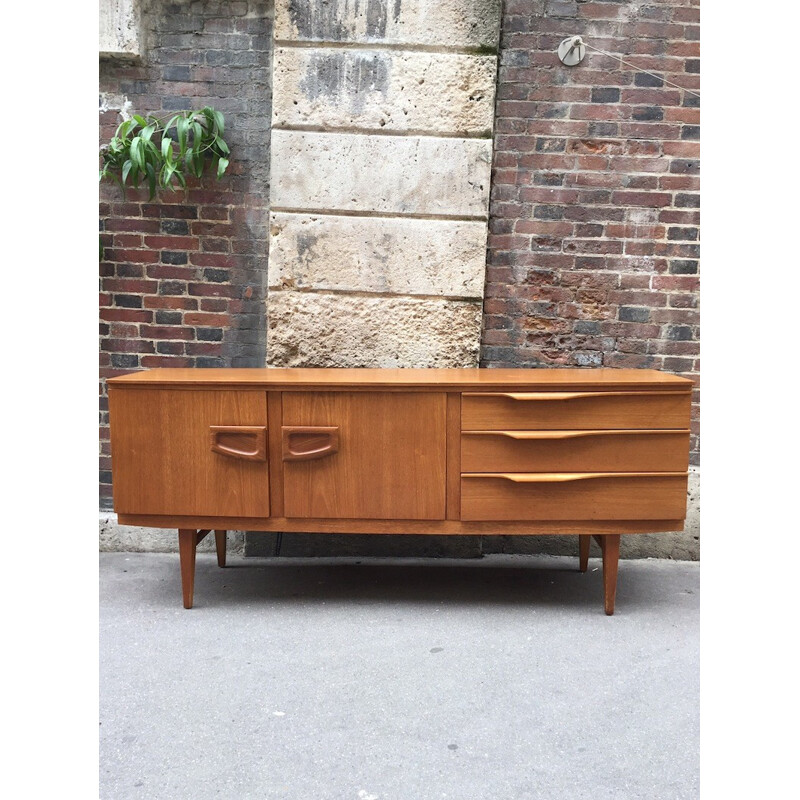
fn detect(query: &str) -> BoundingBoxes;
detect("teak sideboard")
[108,368,694,614]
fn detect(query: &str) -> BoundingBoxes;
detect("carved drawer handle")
[210,426,267,461]
[463,391,688,401]
[282,426,340,462]
[463,472,688,483]
[462,429,689,440]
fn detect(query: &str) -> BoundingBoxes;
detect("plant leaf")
[121,159,133,184]
[177,116,188,155]
[161,136,173,161]
[212,110,225,135]
[217,157,229,179]
[130,137,145,171]
[146,162,157,199]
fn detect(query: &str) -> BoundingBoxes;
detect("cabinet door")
[282,392,446,520]
[110,388,269,518]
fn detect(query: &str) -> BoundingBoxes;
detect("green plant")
[99,107,230,199]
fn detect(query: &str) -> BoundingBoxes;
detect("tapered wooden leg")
[214,529,227,568]
[178,529,198,609]
[579,535,591,572]
[602,534,621,616]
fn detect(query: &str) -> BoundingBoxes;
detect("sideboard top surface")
[108,368,693,392]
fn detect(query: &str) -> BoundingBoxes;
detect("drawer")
[462,430,690,473]
[461,391,691,431]
[461,472,688,521]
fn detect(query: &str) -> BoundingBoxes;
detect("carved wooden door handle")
[209,426,267,461]
[282,426,340,461]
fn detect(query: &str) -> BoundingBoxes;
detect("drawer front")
[461,473,688,521]
[462,430,690,473]
[461,391,691,431]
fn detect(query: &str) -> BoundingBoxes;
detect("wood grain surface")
[461,391,692,430]
[117,513,686,535]
[109,388,269,517]
[108,367,694,392]
[461,473,689,521]
[462,430,690,473]
[282,392,447,520]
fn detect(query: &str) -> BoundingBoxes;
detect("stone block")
[273,47,496,134]
[99,0,142,59]
[268,212,488,298]
[275,0,501,50]
[267,290,482,367]
[270,130,492,217]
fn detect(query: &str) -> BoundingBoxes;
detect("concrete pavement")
[100,552,699,799]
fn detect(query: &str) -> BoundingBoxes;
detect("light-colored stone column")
[267,0,501,367]
[99,0,142,59]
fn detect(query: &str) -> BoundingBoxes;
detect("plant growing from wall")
[99,107,230,199]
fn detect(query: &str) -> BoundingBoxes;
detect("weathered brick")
[632,106,665,121]
[675,193,700,208]
[161,251,189,265]
[619,306,651,323]
[666,325,695,341]
[161,219,189,235]
[669,259,699,275]
[591,88,621,104]
[635,72,664,88]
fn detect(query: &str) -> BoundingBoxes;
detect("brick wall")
[483,0,700,465]
[99,0,273,507]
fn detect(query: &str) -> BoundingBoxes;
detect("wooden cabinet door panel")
[110,388,269,517]
[282,392,446,519]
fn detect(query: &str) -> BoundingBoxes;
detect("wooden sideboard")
[108,368,693,614]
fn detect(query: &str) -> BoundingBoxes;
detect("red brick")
[139,326,195,340]
[100,339,155,353]
[188,252,237,268]
[140,356,194,368]
[104,248,160,264]
[100,308,153,323]
[104,218,160,233]
[143,296,199,310]
[611,191,673,208]
[102,278,159,294]
[143,235,199,250]
[183,312,232,326]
